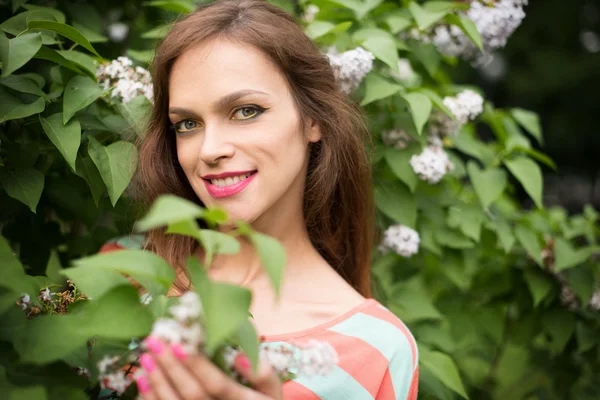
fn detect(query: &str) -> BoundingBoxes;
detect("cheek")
[176,140,197,174]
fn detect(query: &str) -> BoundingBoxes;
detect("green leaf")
[23,5,66,23]
[305,20,335,39]
[467,162,507,210]
[385,13,412,34]
[419,347,469,399]
[329,0,383,19]
[408,2,448,31]
[410,42,440,77]
[127,49,154,64]
[514,225,543,267]
[136,194,205,231]
[435,227,474,249]
[447,205,483,242]
[197,229,241,257]
[0,31,43,76]
[554,238,599,272]
[9,386,47,400]
[87,136,138,206]
[388,281,443,322]
[0,74,48,99]
[362,36,399,72]
[384,144,421,192]
[504,156,543,209]
[63,76,103,124]
[511,108,542,145]
[46,250,65,285]
[40,113,81,171]
[144,0,196,14]
[75,154,105,206]
[445,14,483,51]
[230,319,260,374]
[141,24,172,39]
[71,250,176,298]
[0,236,39,296]
[117,95,152,136]
[492,217,515,253]
[418,88,454,119]
[55,50,97,78]
[246,231,286,297]
[204,282,252,353]
[71,22,108,43]
[524,269,553,307]
[60,267,130,299]
[542,309,576,355]
[0,167,44,213]
[401,92,432,135]
[0,94,45,123]
[26,20,100,57]
[33,46,87,77]
[360,72,402,106]
[375,180,417,228]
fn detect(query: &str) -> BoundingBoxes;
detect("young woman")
[102,0,419,398]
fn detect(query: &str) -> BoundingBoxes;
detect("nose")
[199,123,235,165]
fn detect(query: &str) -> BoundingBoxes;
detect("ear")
[306,118,322,143]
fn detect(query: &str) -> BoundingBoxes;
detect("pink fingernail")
[136,375,151,394]
[140,353,156,373]
[171,344,187,360]
[145,336,164,355]
[235,354,251,371]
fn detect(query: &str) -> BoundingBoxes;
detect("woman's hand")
[136,337,283,400]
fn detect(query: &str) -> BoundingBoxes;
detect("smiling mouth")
[204,171,256,187]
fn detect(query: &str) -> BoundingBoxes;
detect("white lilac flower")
[260,344,295,377]
[108,22,129,43]
[391,59,415,81]
[38,288,52,302]
[101,371,132,394]
[17,293,31,310]
[96,56,153,104]
[169,291,203,323]
[179,323,205,353]
[302,4,320,23]
[326,47,374,95]
[382,128,413,150]
[150,318,185,344]
[442,89,484,124]
[410,146,454,184]
[379,225,420,258]
[432,0,528,64]
[296,340,338,378]
[97,355,120,375]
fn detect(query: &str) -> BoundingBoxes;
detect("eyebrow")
[168,89,269,117]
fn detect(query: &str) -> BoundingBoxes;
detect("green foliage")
[0,1,598,399]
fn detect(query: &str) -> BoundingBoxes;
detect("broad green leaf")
[389,282,443,322]
[511,108,542,145]
[0,95,45,123]
[514,225,543,267]
[23,5,66,23]
[141,24,172,39]
[0,74,47,99]
[384,144,421,192]
[492,217,515,253]
[117,95,152,136]
[564,266,594,305]
[329,0,383,19]
[1,12,30,36]
[401,92,432,135]
[385,14,412,34]
[246,231,286,296]
[45,250,64,285]
[362,36,399,72]
[136,194,205,231]
[360,73,402,106]
[75,155,105,206]
[71,250,176,297]
[8,386,46,400]
[204,282,252,353]
[419,348,469,399]
[0,236,39,296]
[144,0,196,14]
[197,229,241,257]
[127,49,154,64]
[542,309,576,355]
[63,76,103,124]
[467,162,507,210]
[375,180,417,228]
[40,113,81,171]
[71,22,108,43]
[554,237,599,272]
[305,20,335,39]
[0,31,43,76]
[411,42,440,77]
[230,319,260,374]
[418,88,454,119]
[33,46,87,77]
[408,2,448,31]
[27,20,100,57]
[446,14,483,51]
[524,269,553,307]
[447,205,483,242]
[435,227,474,249]
[0,167,44,213]
[504,156,543,209]
[87,136,138,206]
[60,267,130,299]
[56,50,98,78]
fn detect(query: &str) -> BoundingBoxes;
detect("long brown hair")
[134,0,375,297]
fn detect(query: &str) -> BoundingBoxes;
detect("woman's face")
[169,38,320,227]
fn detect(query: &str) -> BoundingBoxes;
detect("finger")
[233,353,282,400]
[135,374,157,400]
[144,337,210,400]
[176,347,264,400]
[140,352,182,400]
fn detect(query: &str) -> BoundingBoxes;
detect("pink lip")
[203,172,257,198]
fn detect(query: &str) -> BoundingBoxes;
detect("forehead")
[169,37,289,104]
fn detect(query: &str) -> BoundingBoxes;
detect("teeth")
[210,172,253,187]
